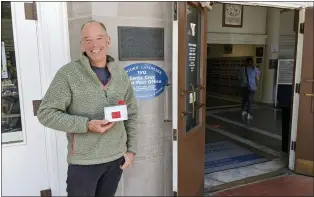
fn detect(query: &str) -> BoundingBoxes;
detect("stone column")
[261,8,281,104]
[65,2,173,196]
[92,2,173,196]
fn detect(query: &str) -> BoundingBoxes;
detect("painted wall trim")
[172,2,178,192]
[36,2,71,196]
[207,32,268,45]
[289,8,305,171]
[218,1,311,9]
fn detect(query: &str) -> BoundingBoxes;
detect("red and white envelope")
[104,100,128,122]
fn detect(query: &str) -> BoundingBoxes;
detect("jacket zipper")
[71,63,111,155]
[103,66,112,97]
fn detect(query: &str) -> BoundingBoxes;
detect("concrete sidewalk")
[210,174,313,196]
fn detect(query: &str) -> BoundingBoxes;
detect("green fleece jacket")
[37,54,137,165]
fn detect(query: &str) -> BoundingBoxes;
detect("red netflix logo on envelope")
[111,111,121,119]
[104,104,128,122]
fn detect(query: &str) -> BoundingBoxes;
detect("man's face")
[80,22,111,64]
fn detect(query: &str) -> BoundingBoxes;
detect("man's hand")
[88,120,115,133]
[120,152,135,170]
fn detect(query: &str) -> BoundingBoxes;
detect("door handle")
[181,103,206,117]
[305,79,314,83]
[305,93,314,113]
[180,84,206,96]
[304,93,314,113]
[191,82,196,119]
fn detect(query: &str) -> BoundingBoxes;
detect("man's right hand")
[88,120,115,133]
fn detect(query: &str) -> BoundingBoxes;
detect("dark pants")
[66,156,125,197]
[241,87,255,115]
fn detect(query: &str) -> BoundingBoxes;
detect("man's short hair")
[80,20,107,32]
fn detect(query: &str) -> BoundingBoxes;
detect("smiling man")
[37,20,138,197]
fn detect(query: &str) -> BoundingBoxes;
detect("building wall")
[207,4,268,102]
[207,6,295,102]
[279,10,296,59]
[280,10,295,36]
[207,44,265,101]
[208,44,256,59]
[207,4,296,60]
[67,2,173,196]
[67,2,92,60]
[207,3,267,34]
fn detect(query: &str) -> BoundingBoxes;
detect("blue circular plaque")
[124,63,168,100]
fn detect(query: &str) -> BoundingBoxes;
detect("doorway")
[1,2,51,195]
[202,5,314,194]
[203,5,297,192]
[172,2,313,196]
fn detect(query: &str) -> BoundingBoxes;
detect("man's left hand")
[120,152,135,170]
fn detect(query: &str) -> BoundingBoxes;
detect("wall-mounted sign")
[269,59,278,69]
[186,4,201,132]
[124,63,168,100]
[117,26,164,61]
[224,44,233,54]
[222,4,243,28]
[256,47,264,57]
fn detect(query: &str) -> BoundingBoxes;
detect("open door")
[294,7,314,176]
[172,2,208,196]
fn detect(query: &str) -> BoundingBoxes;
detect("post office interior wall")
[207,44,264,101]
[207,3,267,34]
[206,4,296,102]
[67,2,173,196]
[208,45,257,59]
[279,10,296,59]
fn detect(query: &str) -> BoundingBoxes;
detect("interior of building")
[203,3,296,192]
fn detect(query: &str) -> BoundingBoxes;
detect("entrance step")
[204,165,289,194]
[206,173,312,196]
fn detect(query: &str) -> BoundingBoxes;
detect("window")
[185,3,202,132]
[1,2,24,144]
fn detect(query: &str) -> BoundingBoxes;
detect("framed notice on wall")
[222,4,243,28]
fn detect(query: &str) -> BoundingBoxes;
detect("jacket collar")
[79,53,115,69]
[79,53,116,87]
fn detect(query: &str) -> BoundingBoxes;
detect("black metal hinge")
[295,83,300,94]
[40,189,52,196]
[173,2,177,21]
[299,22,304,34]
[24,2,37,20]
[32,100,42,116]
[291,141,296,151]
[173,129,177,141]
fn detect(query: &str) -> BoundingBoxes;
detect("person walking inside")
[37,20,138,197]
[239,57,260,120]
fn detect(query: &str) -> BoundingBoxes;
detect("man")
[37,20,138,197]
[239,57,260,120]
